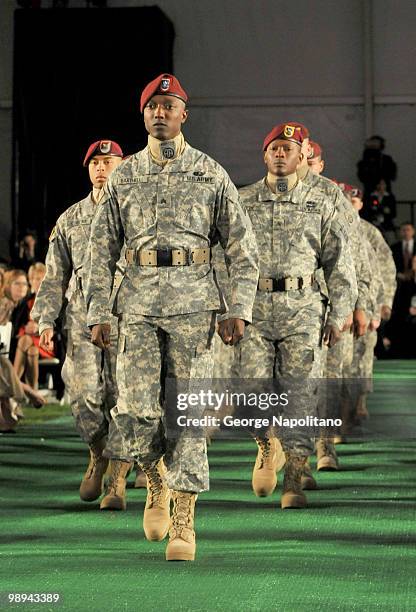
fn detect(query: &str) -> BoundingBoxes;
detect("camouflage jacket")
[238,178,357,329]
[364,232,383,320]
[302,170,371,312]
[32,193,121,336]
[360,219,397,309]
[85,142,259,325]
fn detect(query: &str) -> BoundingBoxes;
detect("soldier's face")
[88,155,122,188]
[351,196,363,211]
[143,94,188,140]
[264,139,303,176]
[308,157,325,175]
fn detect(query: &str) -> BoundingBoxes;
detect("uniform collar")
[148,132,185,165]
[92,186,105,204]
[257,176,303,204]
[142,141,200,174]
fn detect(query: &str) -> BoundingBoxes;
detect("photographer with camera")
[357,135,397,222]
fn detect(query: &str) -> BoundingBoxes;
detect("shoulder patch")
[49,226,57,242]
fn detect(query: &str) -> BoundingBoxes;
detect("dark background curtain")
[12,7,174,257]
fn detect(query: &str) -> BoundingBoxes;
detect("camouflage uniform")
[32,194,130,459]
[351,219,397,395]
[234,177,357,455]
[360,219,397,310]
[211,244,236,379]
[302,174,371,423]
[347,221,388,396]
[85,142,258,493]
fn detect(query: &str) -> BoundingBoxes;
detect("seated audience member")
[0,269,29,326]
[12,263,55,389]
[0,354,45,432]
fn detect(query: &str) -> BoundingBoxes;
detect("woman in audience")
[0,269,45,430]
[12,263,54,389]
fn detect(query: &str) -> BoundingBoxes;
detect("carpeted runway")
[1,361,415,611]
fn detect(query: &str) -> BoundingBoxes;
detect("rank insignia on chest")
[276,181,288,193]
[306,200,317,211]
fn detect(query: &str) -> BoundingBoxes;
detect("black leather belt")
[258,276,313,292]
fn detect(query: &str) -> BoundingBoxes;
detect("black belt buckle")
[157,249,172,267]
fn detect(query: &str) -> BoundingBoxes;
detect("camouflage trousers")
[234,295,325,456]
[318,331,354,422]
[111,311,216,493]
[212,332,235,379]
[62,328,131,460]
[349,329,378,394]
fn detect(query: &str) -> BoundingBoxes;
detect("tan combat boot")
[281,453,307,509]
[79,437,109,502]
[100,460,133,511]
[316,438,339,471]
[134,465,147,489]
[252,436,286,497]
[165,491,197,561]
[301,457,317,490]
[142,459,170,541]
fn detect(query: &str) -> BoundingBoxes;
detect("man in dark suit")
[388,223,416,356]
[391,222,415,280]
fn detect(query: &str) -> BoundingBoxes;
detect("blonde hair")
[28,262,46,282]
[1,269,28,300]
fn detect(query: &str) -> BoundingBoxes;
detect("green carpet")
[1,361,415,611]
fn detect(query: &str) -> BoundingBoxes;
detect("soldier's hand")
[91,323,111,349]
[218,318,245,346]
[342,313,353,332]
[39,328,54,352]
[352,309,368,338]
[369,319,381,331]
[381,305,391,321]
[323,324,341,348]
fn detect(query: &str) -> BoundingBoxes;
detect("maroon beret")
[335,181,363,200]
[263,122,310,150]
[140,73,188,113]
[308,140,323,160]
[83,140,123,167]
